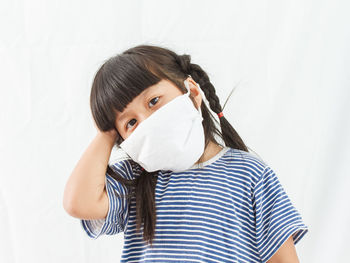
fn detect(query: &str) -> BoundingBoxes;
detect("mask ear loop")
[187,75,219,120]
[184,78,203,119]
[183,79,191,95]
[186,75,210,110]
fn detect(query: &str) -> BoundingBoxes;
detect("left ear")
[186,77,202,110]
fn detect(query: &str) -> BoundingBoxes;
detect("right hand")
[93,119,118,145]
[97,128,118,145]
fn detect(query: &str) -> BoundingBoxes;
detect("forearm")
[63,132,115,215]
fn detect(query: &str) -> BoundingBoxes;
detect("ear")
[186,77,202,110]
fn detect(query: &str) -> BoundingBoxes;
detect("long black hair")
[90,44,249,246]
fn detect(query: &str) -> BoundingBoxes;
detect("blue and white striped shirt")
[81,147,308,262]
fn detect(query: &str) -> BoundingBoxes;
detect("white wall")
[0,0,349,262]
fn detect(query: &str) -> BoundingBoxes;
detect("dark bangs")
[90,54,165,140]
[104,54,164,112]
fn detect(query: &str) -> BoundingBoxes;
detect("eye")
[126,119,137,130]
[149,96,159,107]
[125,97,160,131]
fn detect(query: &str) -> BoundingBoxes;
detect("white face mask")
[119,79,205,172]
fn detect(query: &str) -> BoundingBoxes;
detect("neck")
[195,140,224,165]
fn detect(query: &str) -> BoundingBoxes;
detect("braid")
[175,54,191,74]
[175,54,248,152]
[176,55,222,113]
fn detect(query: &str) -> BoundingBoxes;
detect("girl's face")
[115,77,202,140]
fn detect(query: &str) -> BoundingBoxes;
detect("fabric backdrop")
[0,0,349,262]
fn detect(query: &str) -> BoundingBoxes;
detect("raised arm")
[63,130,117,220]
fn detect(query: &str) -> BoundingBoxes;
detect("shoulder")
[219,147,271,186]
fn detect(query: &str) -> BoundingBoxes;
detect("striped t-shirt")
[81,146,308,263]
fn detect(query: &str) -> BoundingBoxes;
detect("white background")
[1,0,349,262]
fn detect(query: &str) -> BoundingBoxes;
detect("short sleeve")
[252,165,309,262]
[80,159,133,239]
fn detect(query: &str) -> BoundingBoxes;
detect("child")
[63,44,308,262]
